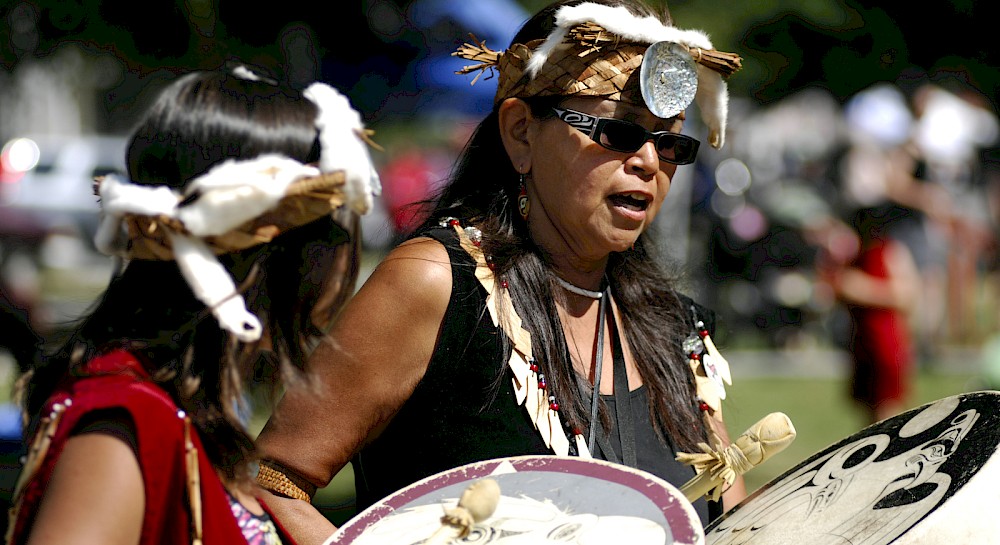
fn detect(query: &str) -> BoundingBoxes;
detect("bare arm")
[255,236,453,545]
[25,433,145,545]
[831,241,921,313]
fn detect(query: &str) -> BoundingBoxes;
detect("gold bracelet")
[255,463,312,502]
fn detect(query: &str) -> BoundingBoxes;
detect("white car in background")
[0,134,129,254]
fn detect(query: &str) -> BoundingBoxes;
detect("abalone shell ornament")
[639,41,699,119]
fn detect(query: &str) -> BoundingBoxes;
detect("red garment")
[379,150,442,234]
[7,350,298,545]
[847,241,914,407]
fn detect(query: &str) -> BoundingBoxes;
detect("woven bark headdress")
[454,2,742,148]
[91,81,382,342]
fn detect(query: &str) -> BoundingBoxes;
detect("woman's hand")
[256,488,338,545]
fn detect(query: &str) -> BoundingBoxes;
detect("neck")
[548,258,609,318]
[527,212,610,292]
[554,274,605,300]
[546,250,608,292]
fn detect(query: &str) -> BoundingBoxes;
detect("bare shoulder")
[323,236,454,355]
[359,236,453,303]
[26,433,144,543]
[378,236,452,278]
[256,239,458,489]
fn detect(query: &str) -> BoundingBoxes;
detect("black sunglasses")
[551,107,700,165]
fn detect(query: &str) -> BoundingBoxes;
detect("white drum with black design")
[704,390,1000,544]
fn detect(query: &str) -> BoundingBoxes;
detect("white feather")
[525,25,569,79]
[231,65,262,81]
[694,66,729,149]
[304,82,381,215]
[526,2,717,78]
[555,3,713,49]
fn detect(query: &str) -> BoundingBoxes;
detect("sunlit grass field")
[721,369,985,493]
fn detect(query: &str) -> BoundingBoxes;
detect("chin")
[607,235,640,254]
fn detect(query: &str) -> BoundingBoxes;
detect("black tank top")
[599,386,714,524]
[352,227,550,511]
[351,226,718,525]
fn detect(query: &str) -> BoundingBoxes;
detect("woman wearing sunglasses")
[255,1,746,543]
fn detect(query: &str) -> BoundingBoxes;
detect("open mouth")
[609,192,651,212]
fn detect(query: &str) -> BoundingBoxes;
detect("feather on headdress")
[453,2,742,148]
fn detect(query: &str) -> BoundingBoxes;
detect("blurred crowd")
[694,75,1000,365]
[2,72,1000,379]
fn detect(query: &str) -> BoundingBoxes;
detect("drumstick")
[676,412,796,503]
[424,478,501,545]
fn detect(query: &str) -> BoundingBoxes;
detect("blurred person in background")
[836,83,947,365]
[907,81,999,346]
[254,1,748,544]
[379,120,477,246]
[5,65,379,545]
[817,204,921,423]
[835,80,1000,366]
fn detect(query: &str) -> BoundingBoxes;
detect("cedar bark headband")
[453,2,742,148]
[92,81,381,342]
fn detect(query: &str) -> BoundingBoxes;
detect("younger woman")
[5,66,379,545]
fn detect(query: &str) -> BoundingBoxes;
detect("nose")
[627,139,661,175]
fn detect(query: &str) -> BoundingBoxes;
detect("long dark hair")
[413,0,705,451]
[21,69,355,481]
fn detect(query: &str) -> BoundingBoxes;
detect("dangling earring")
[517,172,530,220]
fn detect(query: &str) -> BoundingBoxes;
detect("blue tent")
[391,0,529,117]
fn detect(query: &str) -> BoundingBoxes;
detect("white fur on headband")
[168,232,262,342]
[93,154,330,342]
[179,155,317,236]
[91,80,381,341]
[95,155,317,252]
[304,82,382,214]
[232,65,263,81]
[522,1,730,148]
[697,65,729,148]
[93,174,178,256]
[525,3,714,78]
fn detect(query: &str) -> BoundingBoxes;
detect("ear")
[498,98,534,174]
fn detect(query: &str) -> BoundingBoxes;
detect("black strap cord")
[587,289,608,453]
[586,290,637,467]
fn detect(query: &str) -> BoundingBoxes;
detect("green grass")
[720,370,986,493]
[305,368,988,526]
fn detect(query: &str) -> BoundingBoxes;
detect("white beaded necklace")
[554,275,605,299]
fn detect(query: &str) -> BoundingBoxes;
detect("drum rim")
[330,454,704,544]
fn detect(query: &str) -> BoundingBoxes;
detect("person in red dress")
[821,205,922,423]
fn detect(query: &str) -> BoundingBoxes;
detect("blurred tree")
[3,0,997,115]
